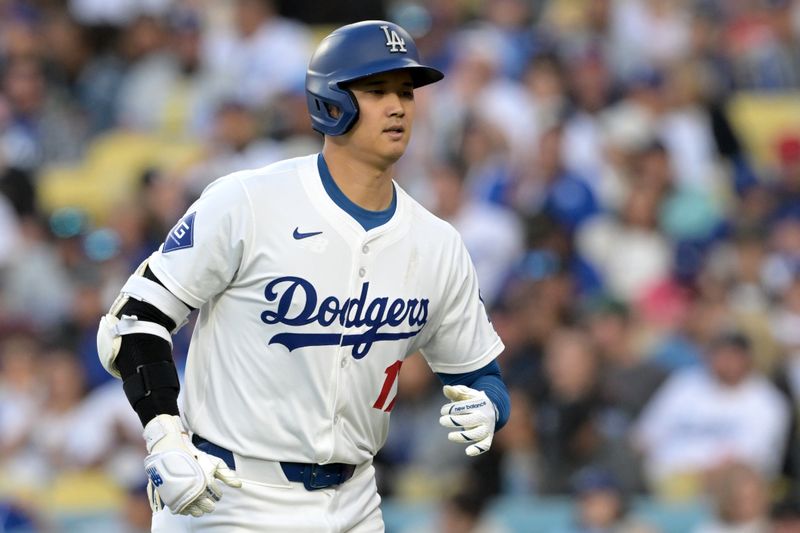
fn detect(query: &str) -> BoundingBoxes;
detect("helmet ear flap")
[306,82,359,136]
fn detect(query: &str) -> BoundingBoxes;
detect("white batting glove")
[439,385,497,457]
[143,414,241,517]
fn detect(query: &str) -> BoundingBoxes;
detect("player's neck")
[321,147,395,211]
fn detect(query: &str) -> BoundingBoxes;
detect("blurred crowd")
[1,0,800,531]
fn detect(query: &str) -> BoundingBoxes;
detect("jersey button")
[358,267,366,277]
[340,358,348,368]
[362,244,369,254]
[333,415,340,424]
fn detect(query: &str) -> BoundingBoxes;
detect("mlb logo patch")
[163,212,196,253]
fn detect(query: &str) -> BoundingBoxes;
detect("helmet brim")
[335,63,444,90]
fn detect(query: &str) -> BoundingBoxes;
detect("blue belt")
[192,435,356,491]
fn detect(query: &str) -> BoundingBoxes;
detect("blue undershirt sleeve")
[436,360,511,431]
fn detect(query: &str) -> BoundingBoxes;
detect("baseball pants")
[151,460,383,532]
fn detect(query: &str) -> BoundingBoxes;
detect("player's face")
[344,70,415,164]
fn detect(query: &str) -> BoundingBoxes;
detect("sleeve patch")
[162,212,196,253]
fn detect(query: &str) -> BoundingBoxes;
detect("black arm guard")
[116,267,193,426]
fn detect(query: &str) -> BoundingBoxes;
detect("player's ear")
[324,103,341,119]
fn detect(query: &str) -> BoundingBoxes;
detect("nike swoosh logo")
[293,228,323,240]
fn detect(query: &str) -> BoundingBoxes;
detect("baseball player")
[96,20,510,532]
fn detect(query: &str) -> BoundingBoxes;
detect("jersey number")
[373,360,403,412]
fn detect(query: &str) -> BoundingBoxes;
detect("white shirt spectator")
[658,107,719,192]
[0,194,19,267]
[561,110,605,193]
[634,368,790,485]
[203,17,312,109]
[69,0,172,25]
[64,380,146,488]
[450,200,523,307]
[610,0,691,77]
[577,215,672,301]
[116,52,226,139]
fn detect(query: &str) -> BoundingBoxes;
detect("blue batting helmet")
[306,20,444,136]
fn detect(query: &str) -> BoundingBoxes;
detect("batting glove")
[143,414,241,517]
[439,385,497,457]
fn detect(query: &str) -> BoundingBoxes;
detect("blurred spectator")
[0,499,40,532]
[703,227,771,316]
[584,295,667,491]
[261,84,321,158]
[58,270,112,390]
[2,348,87,491]
[551,467,658,533]
[478,0,540,80]
[560,47,615,193]
[535,328,636,494]
[430,160,523,307]
[427,27,536,170]
[0,334,41,481]
[657,59,721,191]
[771,272,800,496]
[455,114,516,205]
[697,227,783,374]
[687,4,736,99]
[577,178,672,302]
[469,388,542,497]
[520,52,569,136]
[0,216,75,330]
[0,2,43,61]
[116,8,225,139]
[730,0,800,90]
[202,0,312,110]
[511,125,600,233]
[0,56,86,169]
[42,10,126,135]
[692,462,770,533]
[69,0,172,27]
[0,187,20,267]
[634,331,790,499]
[409,489,511,533]
[609,0,691,77]
[64,379,145,489]
[489,282,549,394]
[585,296,668,422]
[182,99,286,198]
[596,66,664,211]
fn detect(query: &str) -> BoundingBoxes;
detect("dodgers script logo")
[261,276,428,359]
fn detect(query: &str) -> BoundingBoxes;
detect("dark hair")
[771,498,800,520]
[709,330,751,353]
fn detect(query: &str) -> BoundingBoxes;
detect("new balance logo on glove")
[146,466,164,487]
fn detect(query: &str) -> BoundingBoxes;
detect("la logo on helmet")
[381,25,407,53]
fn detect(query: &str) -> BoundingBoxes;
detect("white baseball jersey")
[148,154,503,466]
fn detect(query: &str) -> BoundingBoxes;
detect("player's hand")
[439,385,497,457]
[142,414,242,517]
